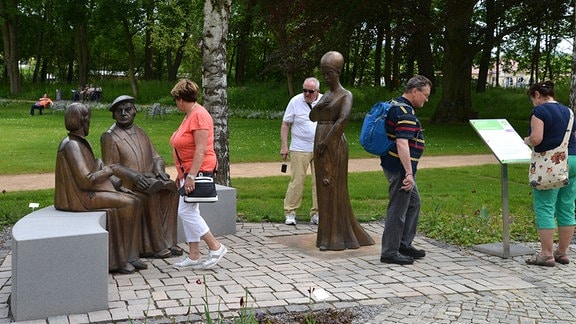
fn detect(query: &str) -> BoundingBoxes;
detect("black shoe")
[153,248,172,259]
[399,246,426,259]
[131,259,148,270]
[380,253,414,265]
[116,263,136,274]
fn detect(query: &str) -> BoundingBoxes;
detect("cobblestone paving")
[1,222,575,323]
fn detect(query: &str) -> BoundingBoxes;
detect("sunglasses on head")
[303,89,316,94]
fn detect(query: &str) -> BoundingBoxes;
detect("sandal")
[553,250,569,265]
[525,253,555,267]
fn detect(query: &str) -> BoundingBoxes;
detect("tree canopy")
[1,0,573,122]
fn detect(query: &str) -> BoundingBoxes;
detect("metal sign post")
[501,163,510,257]
[469,119,534,258]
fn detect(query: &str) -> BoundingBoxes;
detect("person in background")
[73,86,82,102]
[280,77,321,225]
[524,81,576,267]
[30,93,53,115]
[379,75,432,265]
[101,95,180,259]
[170,78,228,270]
[93,86,103,102]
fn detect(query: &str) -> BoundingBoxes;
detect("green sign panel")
[469,119,531,164]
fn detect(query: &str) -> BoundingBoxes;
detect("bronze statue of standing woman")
[309,51,375,251]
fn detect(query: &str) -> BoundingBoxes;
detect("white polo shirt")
[282,92,322,152]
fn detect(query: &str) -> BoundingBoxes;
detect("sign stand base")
[469,119,533,259]
[472,242,534,258]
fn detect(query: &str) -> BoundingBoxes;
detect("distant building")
[472,61,529,88]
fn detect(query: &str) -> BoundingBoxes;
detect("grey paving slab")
[0,222,575,323]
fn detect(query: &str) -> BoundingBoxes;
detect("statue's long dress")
[312,91,375,251]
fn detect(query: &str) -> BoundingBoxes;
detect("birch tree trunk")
[202,0,232,186]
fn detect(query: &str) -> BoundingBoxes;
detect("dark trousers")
[30,104,44,115]
[380,169,421,258]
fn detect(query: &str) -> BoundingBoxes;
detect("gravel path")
[0,154,498,192]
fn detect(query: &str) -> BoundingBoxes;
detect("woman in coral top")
[169,79,227,269]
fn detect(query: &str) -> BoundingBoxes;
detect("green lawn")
[0,89,540,247]
[1,162,536,247]
[0,102,495,175]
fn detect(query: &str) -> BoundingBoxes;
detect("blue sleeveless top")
[528,102,576,154]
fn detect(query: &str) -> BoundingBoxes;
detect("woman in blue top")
[524,81,576,267]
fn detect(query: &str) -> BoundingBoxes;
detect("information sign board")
[469,119,531,164]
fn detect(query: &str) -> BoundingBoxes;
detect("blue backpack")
[359,100,407,156]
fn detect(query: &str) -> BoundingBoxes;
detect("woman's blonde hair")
[170,79,199,102]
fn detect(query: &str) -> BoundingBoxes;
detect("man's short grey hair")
[304,77,320,90]
[404,75,432,93]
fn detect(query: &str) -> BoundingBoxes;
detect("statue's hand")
[156,171,170,181]
[135,176,151,192]
[119,186,135,195]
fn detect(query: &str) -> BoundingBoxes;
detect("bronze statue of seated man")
[101,95,180,259]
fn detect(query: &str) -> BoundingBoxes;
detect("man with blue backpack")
[373,75,432,265]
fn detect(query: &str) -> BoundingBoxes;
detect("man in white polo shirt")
[280,77,322,225]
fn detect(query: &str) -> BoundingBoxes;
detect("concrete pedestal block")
[178,184,236,241]
[11,206,108,321]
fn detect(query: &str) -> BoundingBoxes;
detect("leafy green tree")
[405,0,436,90]
[1,0,573,124]
[229,0,257,86]
[142,0,154,80]
[432,0,477,123]
[257,0,317,95]
[95,0,147,96]
[67,0,94,87]
[473,0,519,93]
[0,0,21,94]
[496,0,571,87]
[255,0,357,94]
[430,0,570,122]
[152,0,203,81]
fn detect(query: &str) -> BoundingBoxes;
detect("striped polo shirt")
[380,96,425,174]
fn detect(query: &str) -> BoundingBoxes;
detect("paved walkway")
[2,224,574,323]
[1,154,575,323]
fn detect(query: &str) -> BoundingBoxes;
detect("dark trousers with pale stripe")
[380,169,421,258]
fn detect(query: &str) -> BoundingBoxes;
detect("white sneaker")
[285,213,296,225]
[173,256,203,270]
[310,213,319,225]
[203,244,228,269]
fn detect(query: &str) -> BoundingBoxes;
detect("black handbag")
[177,172,218,203]
[175,149,218,203]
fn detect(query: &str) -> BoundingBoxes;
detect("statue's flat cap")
[109,95,135,111]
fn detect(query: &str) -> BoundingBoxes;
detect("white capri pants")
[178,179,210,242]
